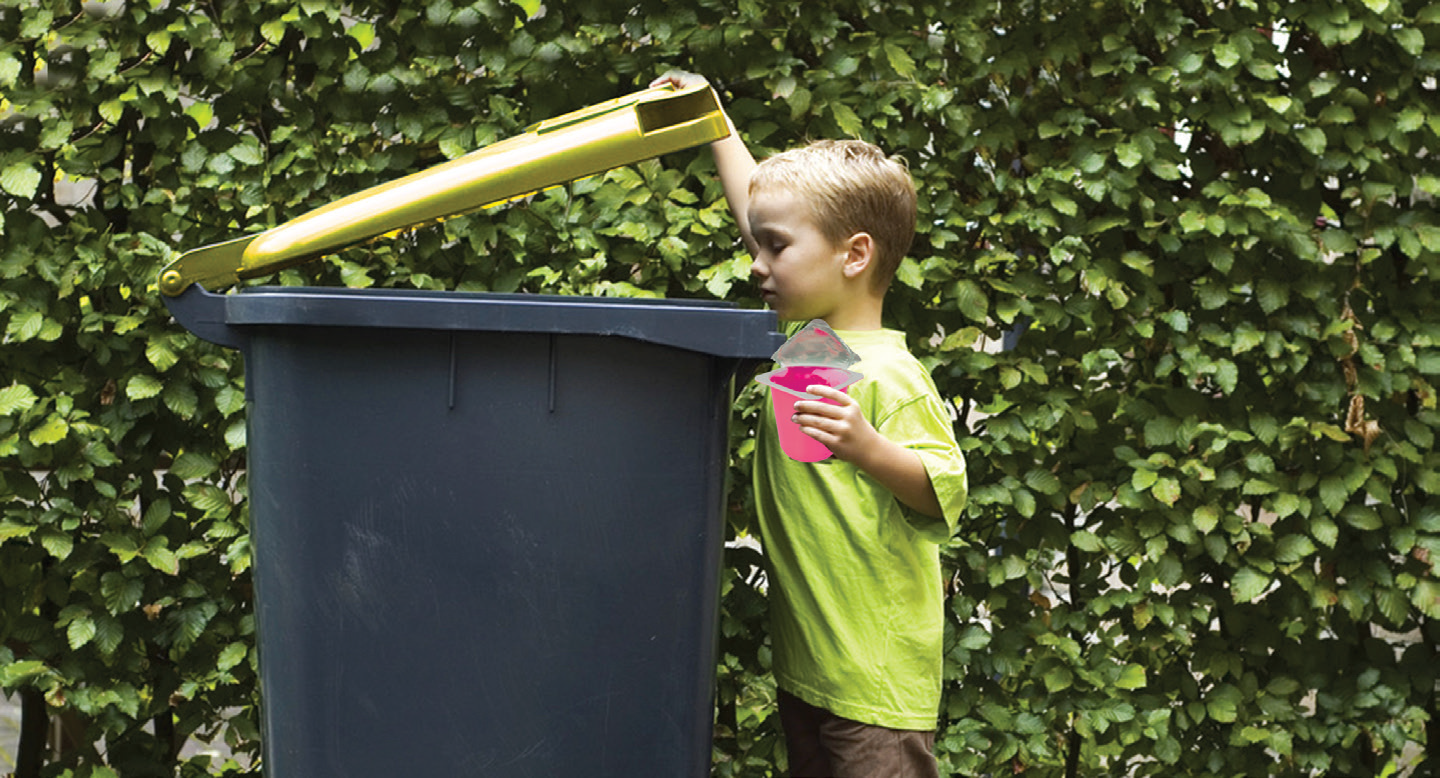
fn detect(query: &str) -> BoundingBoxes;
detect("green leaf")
[1194,505,1221,534]
[1275,534,1315,563]
[1206,694,1238,723]
[67,613,97,649]
[163,382,199,418]
[1232,567,1270,603]
[830,102,864,137]
[1115,664,1147,690]
[146,29,173,54]
[1071,530,1104,552]
[1132,468,1159,491]
[185,483,232,514]
[1256,280,1289,313]
[0,520,36,541]
[225,418,247,450]
[952,279,988,322]
[1272,492,1303,519]
[215,384,247,416]
[40,529,73,560]
[170,451,218,480]
[260,19,288,44]
[895,258,923,289]
[101,572,144,615]
[1115,142,1143,168]
[146,338,180,372]
[169,602,219,649]
[142,498,172,535]
[142,539,180,576]
[1341,505,1383,530]
[0,54,20,87]
[6,310,43,341]
[1415,505,1440,533]
[99,99,126,124]
[1152,477,1182,506]
[1319,475,1349,515]
[883,42,916,79]
[29,414,69,446]
[1024,468,1062,495]
[127,374,164,400]
[1213,361,1238,394]
[1043,665,1074,692]
[1012,488,1036,518]
[94,614,124,656]
[0,660,50,685]
[101,532,140,563]
[1375,587,1409,626]
[1395,28,1424,56]
[1260,95,1292,114]
[1213,42,1240,68]
[0,383,38,415]
[1411,579,1440,620]
[229,137,266,166]
[1311,516,1339,548]
[217,642,249,671]
[1,162,42,199]
[347,21,376,49]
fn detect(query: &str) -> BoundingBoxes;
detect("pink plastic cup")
[757,365,864,462]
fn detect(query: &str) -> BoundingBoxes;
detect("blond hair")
[749,139,916,289]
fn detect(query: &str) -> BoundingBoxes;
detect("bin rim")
[164,283,786,360]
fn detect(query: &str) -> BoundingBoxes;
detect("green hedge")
[2,0,1438,775]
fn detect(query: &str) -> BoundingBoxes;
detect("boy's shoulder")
[842,329,926,380]
[840,329,946,419]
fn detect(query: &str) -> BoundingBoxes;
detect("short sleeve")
[876,392,969,542]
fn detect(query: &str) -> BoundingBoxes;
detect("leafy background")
[2,0,1438,775]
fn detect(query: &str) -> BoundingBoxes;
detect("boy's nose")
[749,258,769,279]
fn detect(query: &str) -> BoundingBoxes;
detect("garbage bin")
[166,283,781,777]
[156,83,785,777]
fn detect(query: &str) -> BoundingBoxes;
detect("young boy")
[656,74,968,778]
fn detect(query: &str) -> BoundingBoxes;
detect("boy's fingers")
[652,71,705,89]
[805,384,848,402]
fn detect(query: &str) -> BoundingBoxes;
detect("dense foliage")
[2,0,1438,775]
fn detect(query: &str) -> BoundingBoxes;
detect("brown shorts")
[777,689,940,778]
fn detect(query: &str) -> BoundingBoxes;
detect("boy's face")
[747,188,850,323]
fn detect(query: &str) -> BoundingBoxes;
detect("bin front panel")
[244,325,734,777]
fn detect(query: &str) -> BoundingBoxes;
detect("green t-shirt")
[754,327,968,731]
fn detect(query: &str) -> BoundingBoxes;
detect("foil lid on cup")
[769,319,862,368]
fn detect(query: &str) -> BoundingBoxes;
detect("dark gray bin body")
[165,285,782,778]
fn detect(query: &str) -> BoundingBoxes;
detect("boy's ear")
[840,232,876,280]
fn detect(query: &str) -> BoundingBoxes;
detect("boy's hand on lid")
[650,71,709,90]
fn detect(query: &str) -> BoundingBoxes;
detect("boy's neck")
[815,294,884,331]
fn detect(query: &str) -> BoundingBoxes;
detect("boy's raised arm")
[651,72,758,258]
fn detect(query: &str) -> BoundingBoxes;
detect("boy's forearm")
[650,72,757,257]
[852,436,944,520]
[711,114,758,256]
[793,385,946,519]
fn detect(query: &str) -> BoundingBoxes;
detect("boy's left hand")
[792,384,880,465]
